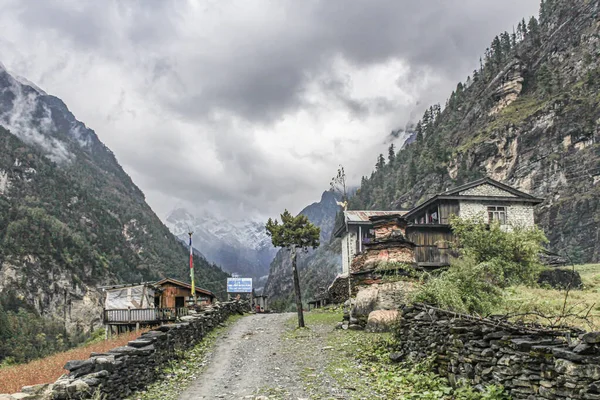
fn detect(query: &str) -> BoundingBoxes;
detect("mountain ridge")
[349,0,600,263]
[0,64,229,362]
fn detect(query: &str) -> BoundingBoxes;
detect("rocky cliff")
[0,65,229,361]
[263,191,341,310]
[350,0,600,263]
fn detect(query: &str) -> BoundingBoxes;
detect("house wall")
[341,226,359,275]
[459,183,517,197]
[160,284,192,308]
[458,200,536,228]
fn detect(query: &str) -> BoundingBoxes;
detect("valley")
[1,0,600,399]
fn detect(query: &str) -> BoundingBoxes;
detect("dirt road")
[178,312,348,400]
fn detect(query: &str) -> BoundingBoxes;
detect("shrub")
[415,217,548,314]
[415,256,504,315]
[450,216,548,286]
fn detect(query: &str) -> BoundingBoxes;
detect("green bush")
[415,256,504,315]
[415,217,548,315]
[450,217,548,286]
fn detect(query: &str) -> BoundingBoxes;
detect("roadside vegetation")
[497,264,600,330]
[0,328,146,394]
[415,217,599,330]
[293,309,509,400]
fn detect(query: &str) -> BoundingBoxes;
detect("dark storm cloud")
[0,0,541,219]
[8,0,539,124]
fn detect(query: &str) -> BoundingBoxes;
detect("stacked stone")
[395,304,600,400]
[327,274,350,304]
[2,301,247,400]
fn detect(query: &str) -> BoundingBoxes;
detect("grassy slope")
[496,264,600,330]
[0,329,147,394]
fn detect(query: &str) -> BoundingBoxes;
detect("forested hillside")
[0,67,228,363]
[350,0,600,263]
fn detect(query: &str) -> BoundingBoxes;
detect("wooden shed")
[155,278,216,308]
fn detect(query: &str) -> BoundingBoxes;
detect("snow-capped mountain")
[165,209,278,284]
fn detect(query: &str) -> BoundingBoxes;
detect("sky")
[0,0,540,222]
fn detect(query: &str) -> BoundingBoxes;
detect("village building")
[328,178,544,330]
[335,178,543,273]
[101,278,216,335]
[251,293,269,313]
[155,277,215,308]
[333,211,409,275]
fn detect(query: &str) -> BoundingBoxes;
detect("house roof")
[443,177,538,199]
[155,278,216,298]
[98,282,162,291]
[334,210,408,237]
[403,177,543,220]
[345,210,408,223]
[334,178,543,236]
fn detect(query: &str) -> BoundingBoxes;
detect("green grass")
[496,264,600,331]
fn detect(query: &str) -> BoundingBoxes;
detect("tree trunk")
[290,246,305,328]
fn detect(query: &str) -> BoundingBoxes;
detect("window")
[488,206,506,224]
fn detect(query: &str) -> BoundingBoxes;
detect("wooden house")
[335,178,543,271]
[404,178,543,267]
[101,278,215,335]
[155,278,215,308]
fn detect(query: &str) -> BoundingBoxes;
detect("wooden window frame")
[487,206,507,224]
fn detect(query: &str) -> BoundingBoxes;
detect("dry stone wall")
[396,304,600,400]
[3,301,247,400]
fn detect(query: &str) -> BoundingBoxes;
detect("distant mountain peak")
[165,208,277,280]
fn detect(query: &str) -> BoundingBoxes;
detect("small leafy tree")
[450,216,548,286]
[416,217,548,315]
[266,210,320,327]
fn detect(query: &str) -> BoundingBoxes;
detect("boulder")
[538,269,583,290]
[583,332,600,344]
[365,310,400,332]
[351,280,415,322]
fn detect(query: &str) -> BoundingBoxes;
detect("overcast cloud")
[0,0,539,221]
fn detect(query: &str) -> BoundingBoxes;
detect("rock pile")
[1,301,247,400]
[396,303,600,399]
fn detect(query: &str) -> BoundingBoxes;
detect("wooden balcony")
[103,307,189,325]
[414,245,457,268]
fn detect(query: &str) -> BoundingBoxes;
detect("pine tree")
[265,211,320,328]
[528,16,541,45]
[415,122,424,142]
[387,144,396,164]
[376,154,386,171]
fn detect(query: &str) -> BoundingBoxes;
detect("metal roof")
[345,210,408,223]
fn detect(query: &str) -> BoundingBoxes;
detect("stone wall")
[396,304,600,400]
[341,228,358,275]
[3,301,248,400]
[350,243,415,274]
[458,200,536,228]
[459,184,517,197]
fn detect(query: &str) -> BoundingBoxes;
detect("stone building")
[335,177,543,271]
[333,211,408,275]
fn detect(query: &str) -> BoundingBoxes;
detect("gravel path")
[179,313,314,400]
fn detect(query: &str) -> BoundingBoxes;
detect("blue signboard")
[227,278,253,293]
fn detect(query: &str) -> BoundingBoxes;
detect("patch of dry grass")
[0,329,147,394]
[497,264,600,331]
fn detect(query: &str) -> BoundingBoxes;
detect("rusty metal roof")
[345,210,408,223]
